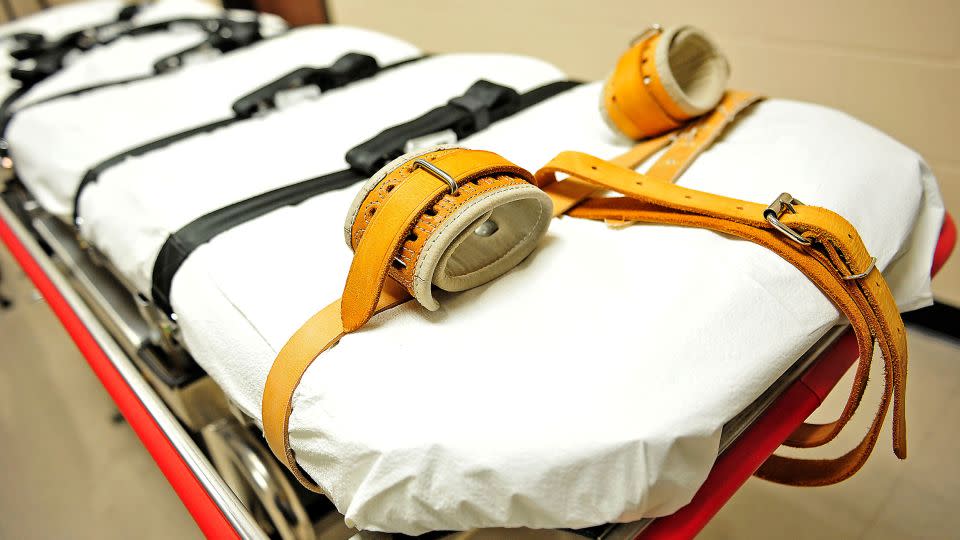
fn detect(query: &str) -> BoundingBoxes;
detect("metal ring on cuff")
[413,158,459,194]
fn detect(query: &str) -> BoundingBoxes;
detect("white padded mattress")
[162,83,944,533]
[78,53,565,297]
[8,24,420,219]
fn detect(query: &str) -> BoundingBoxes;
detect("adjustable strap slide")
[602,25,730,140]
[536,152,907,486]
[149,80,578,316]
[71,53,423,225]
[261,147,552,490]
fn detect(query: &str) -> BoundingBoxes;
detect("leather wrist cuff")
[602,25,730,140]
[344,146,553,315]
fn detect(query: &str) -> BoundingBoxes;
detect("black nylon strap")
[71,54,420,224]
[150,79,580,315]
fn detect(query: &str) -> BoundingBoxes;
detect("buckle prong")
[764,192,812,246]
[844,257,877,281]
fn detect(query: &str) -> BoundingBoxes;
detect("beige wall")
[330,0,960,305]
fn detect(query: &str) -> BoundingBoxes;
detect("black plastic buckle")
[319,52,380,89]
[345,80,521,176]
[8,33,46,60]
[448,79,521,132]
[231,53,379,119]
[208,18,262,53]
[10,50,64,85]
[116,4,141,22]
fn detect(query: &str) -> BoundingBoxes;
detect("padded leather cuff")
[345,146,552,310]
[601,25,730,139]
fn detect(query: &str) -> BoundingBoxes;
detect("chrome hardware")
[413,158,459,195]
[474,219,499,237]
[763,192,812,246]
[844,257,877,281]
[403,129,457,154]
[629,24,663,46]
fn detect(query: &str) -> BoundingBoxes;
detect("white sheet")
[8,25,421,219]
[169,84,944,533]
[78,53,565,296]
[14,1,287,109]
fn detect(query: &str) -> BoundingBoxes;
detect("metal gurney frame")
[0,177,954,538]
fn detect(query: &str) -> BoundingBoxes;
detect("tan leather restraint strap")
[262,148,551,489]
[554,90,762,217]
[535,151,907,485]
[641,90,761,181]
[604,89,879,453]
[569,87,886,456]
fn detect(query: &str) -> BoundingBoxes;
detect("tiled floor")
[0,241,957,539]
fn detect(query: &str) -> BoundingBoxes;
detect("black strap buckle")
[346,80,521,176]
[448,79,520,131]
[116,4,141,22]
[208,18,263,53]
[8,33,46,60]
[10,49,66,85]
[231,52,379,119]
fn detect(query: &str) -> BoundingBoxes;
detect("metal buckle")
[764,193,876,279]
[629,24,663,47]
[389,160,459,269]
[404,129,458,154]
[763,192,812,246]
[412,159,459,195]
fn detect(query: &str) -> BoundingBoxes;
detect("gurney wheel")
[202,418,316,540]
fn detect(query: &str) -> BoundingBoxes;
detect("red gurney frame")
[0,204,955,539]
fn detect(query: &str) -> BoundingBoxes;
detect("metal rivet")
[474,220,499,237]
